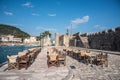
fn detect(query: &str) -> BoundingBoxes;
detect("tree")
[40,31,51,39]
[0,24,30,38]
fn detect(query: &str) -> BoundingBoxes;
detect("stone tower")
[55,33,59,46]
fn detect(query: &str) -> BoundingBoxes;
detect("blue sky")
[0,0,120,38]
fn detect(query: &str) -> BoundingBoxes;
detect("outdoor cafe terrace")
[0,46,120,80]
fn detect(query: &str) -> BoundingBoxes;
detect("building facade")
[55,33,71,47]
[24,36,40,46]
[24,36,37,43]
[40,35,51,47]
[0,35,22,42]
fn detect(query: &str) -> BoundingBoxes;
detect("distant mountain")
[0,24,30,38]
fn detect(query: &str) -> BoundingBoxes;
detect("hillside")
[0,24,30,38]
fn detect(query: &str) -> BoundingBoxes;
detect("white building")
[0,35,22,42]
[24,36,37,43]
[41,35,51,46]
[13,37,22,42]
[24,36,40,46]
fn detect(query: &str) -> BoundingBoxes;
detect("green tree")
[0,24,30,38]
[40,31,51,39]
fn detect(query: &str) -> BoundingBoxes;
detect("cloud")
[32,13,40,16]
[35,26,57,37]
[35,26,57,32]
[94,25,100,28]
[22,2,34,8]
[47,28,57,32]
[72,15,89,25]
[94,24,107,30]
[65,15,89,29]
[48,14,56,16]
[4,11,13,16]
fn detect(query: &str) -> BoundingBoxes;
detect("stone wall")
[55,33,70,47]
[55,32,89,48]
[55,33,59,46]
[69,32,89,48]
[69,39,74,46]
[88,27,120,51]
[55,27,120,51]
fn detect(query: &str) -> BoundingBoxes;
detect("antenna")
[66,28,69,35]
[71,24,72,35]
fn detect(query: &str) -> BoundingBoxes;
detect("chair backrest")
[18,52,27,57]
[101,53,108,60]
[80,50,86,56]
[58,50,66,60]
[48,54,58,61]
[7,55,17,63]
[29,52,35,57]
[18,55,29,62]
[28,48,36,53]
[86,50,91,53]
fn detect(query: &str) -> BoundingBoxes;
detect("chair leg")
[8,63,10,70]
[25,63,28,69]
[48,63,51,68]
[57,61,60,67]
[64,60,66,66]
[105,60,108,67]
[18,62,20,70]
[17,62,20,70]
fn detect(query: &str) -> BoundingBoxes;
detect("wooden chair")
[58,51,66,66]
[28,52,36,64]
[47,53,59,68]
[96,53,108,67]
[18,51,27,57]
[7,55,18,70]
[102,53,108,67]
[17,55,30,70]
[80,50,86,60]
[66,49,72,56]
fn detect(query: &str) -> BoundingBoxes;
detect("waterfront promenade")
[0,46,120,80]
[0,47,69,80]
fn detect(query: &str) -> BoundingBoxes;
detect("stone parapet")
[87,26,120,51]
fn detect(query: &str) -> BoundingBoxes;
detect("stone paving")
[66,54,120,80]
[0,47,69,80]
[0,47,120,80]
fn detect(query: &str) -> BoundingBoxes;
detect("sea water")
[0,46,39,64]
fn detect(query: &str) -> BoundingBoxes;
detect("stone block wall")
[70,32,89,48]
[55,33,59,46]
[88,27,120,51]
[55,33,70,47]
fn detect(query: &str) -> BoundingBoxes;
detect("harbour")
[0,45,40,64]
